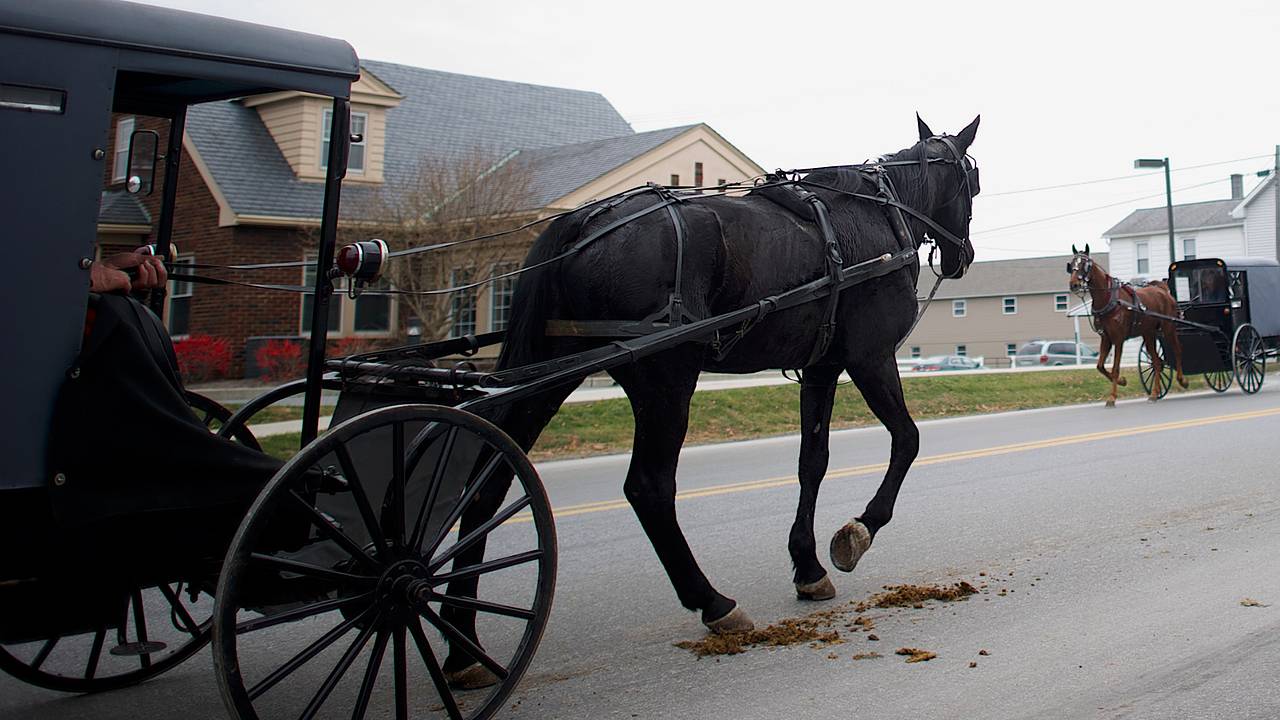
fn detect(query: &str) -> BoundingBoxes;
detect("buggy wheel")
[0,582,212,693]
[214,404,555,720]
[1233,324,1266,394]
[185,390,263,451]
[1203,369,1233,393]
[1137,342,1172,399]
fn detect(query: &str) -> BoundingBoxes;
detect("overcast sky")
[141,0,1280,261]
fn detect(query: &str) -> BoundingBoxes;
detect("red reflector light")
[1039,355,1048,364]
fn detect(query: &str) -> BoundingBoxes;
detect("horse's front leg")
[789,365,842,601]
[611,354,752,635]
[1107,338,1126,407]
[830,355,919,573]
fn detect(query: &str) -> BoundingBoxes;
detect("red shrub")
[255,338,306,383]
[173,334,232,383]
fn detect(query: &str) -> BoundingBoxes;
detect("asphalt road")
[3,383,1279,719]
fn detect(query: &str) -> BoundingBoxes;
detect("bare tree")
[357,149,538,341]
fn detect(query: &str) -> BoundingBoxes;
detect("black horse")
[441,115,980,685]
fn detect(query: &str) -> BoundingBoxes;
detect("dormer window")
[321,109,366,175]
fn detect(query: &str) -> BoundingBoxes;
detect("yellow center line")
[511,405,1280,524]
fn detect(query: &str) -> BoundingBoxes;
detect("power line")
[982,154,1272,198]
[969,177,1231,237]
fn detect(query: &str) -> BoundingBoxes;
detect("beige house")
[899,253,1103,365]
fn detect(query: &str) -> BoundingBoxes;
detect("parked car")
[913,355,981,372]
[1013,340,1099,367]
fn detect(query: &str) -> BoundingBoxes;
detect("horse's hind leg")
[611,349,752,634]
[790,364,842,601]
[440,381,580,688]
[1143,333,1163,402]
[831,355,919,572]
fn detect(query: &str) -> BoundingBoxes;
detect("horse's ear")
[1072,244,1078,254]
[956,115,980,152]
[916,113,934,141]
[1084,243,1090,255]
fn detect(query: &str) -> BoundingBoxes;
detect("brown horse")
[1068,244,1187,406]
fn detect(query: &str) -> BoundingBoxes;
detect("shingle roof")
[97,189,151,226]
[1102,199,1241,238]
[933,252,1107,300]
[519,125,696,207]
[185,62,656,221]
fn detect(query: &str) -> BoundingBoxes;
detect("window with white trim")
[1183,237,1196,260]
[1006,343,1017,356]
[353,277,392,333]
[910,346,921,359]
[321,109,367,175]
[1055,293,1069,312]
[168,255,194,336]
[112,116,135,183]
[1003,296,1017,315]
[956,345,967,357]
[952,299,967,317]
[450,268,477,337]
[1136,241,1149,274]
[489,263,517,332]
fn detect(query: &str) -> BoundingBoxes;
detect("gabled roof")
[1231,174,1271,218]
[97,189,151,226]
[1103,198,1241,238]
[185,61,675,222]
[932,253,1105,300]
[519,125,697,207]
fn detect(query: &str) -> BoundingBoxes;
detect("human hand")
[91,248,168,293]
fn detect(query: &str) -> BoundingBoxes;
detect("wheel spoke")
[434,594,536,621]
[249,552,378,585]
[286,490,379,569]
[31,637,58,671]
[131,589,151,669]
[248,604,375,700]
[393,625,408,720]
[349,626,389,720]
[408,618,463,720]
[335,444,389,561]
[409,425,458,553]
[422,451,507,560]
[430,495,532,573]
[418,604,508,681]
[387,421,406,549]
[236,592,373,634]
[431,549,543,585]
[298,611,381,720]
[85,627,105,679]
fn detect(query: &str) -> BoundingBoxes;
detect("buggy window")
[1172,266,1227,304]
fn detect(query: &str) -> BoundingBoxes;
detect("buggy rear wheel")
[185,390,263,451]
[1233,324,1266,394]
[1137,342,1172,399]
[213,404,555,720]
[0,582,212,693]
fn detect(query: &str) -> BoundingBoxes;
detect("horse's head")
[895,114,981,279]
[1068,243,1095,292]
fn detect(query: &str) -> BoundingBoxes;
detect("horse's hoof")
[795,574,836,601]
[1117,377,1127,387]
[829,520,872,573]
[1104,399,1115,408]
[1147,396,1158,403]
[704,604,754,634]
[444,663,501,690]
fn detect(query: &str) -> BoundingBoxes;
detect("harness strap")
[805,196,845,365]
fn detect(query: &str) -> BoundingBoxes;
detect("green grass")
[251,367,1226,462]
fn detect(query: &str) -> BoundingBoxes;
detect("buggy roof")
[1175,257,1280,271]
[0,0,359,104]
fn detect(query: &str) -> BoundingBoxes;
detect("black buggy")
[1137,257,1280,398]
[0,3,558,719]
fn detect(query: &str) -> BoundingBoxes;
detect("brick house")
[99,62,764,376]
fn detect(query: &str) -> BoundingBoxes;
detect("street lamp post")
[1135,157,1175,271]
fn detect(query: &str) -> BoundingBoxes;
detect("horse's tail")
[495,211,586,373]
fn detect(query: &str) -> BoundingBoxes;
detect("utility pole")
[1162,157,1175,268]
[1274,145,1279,261]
